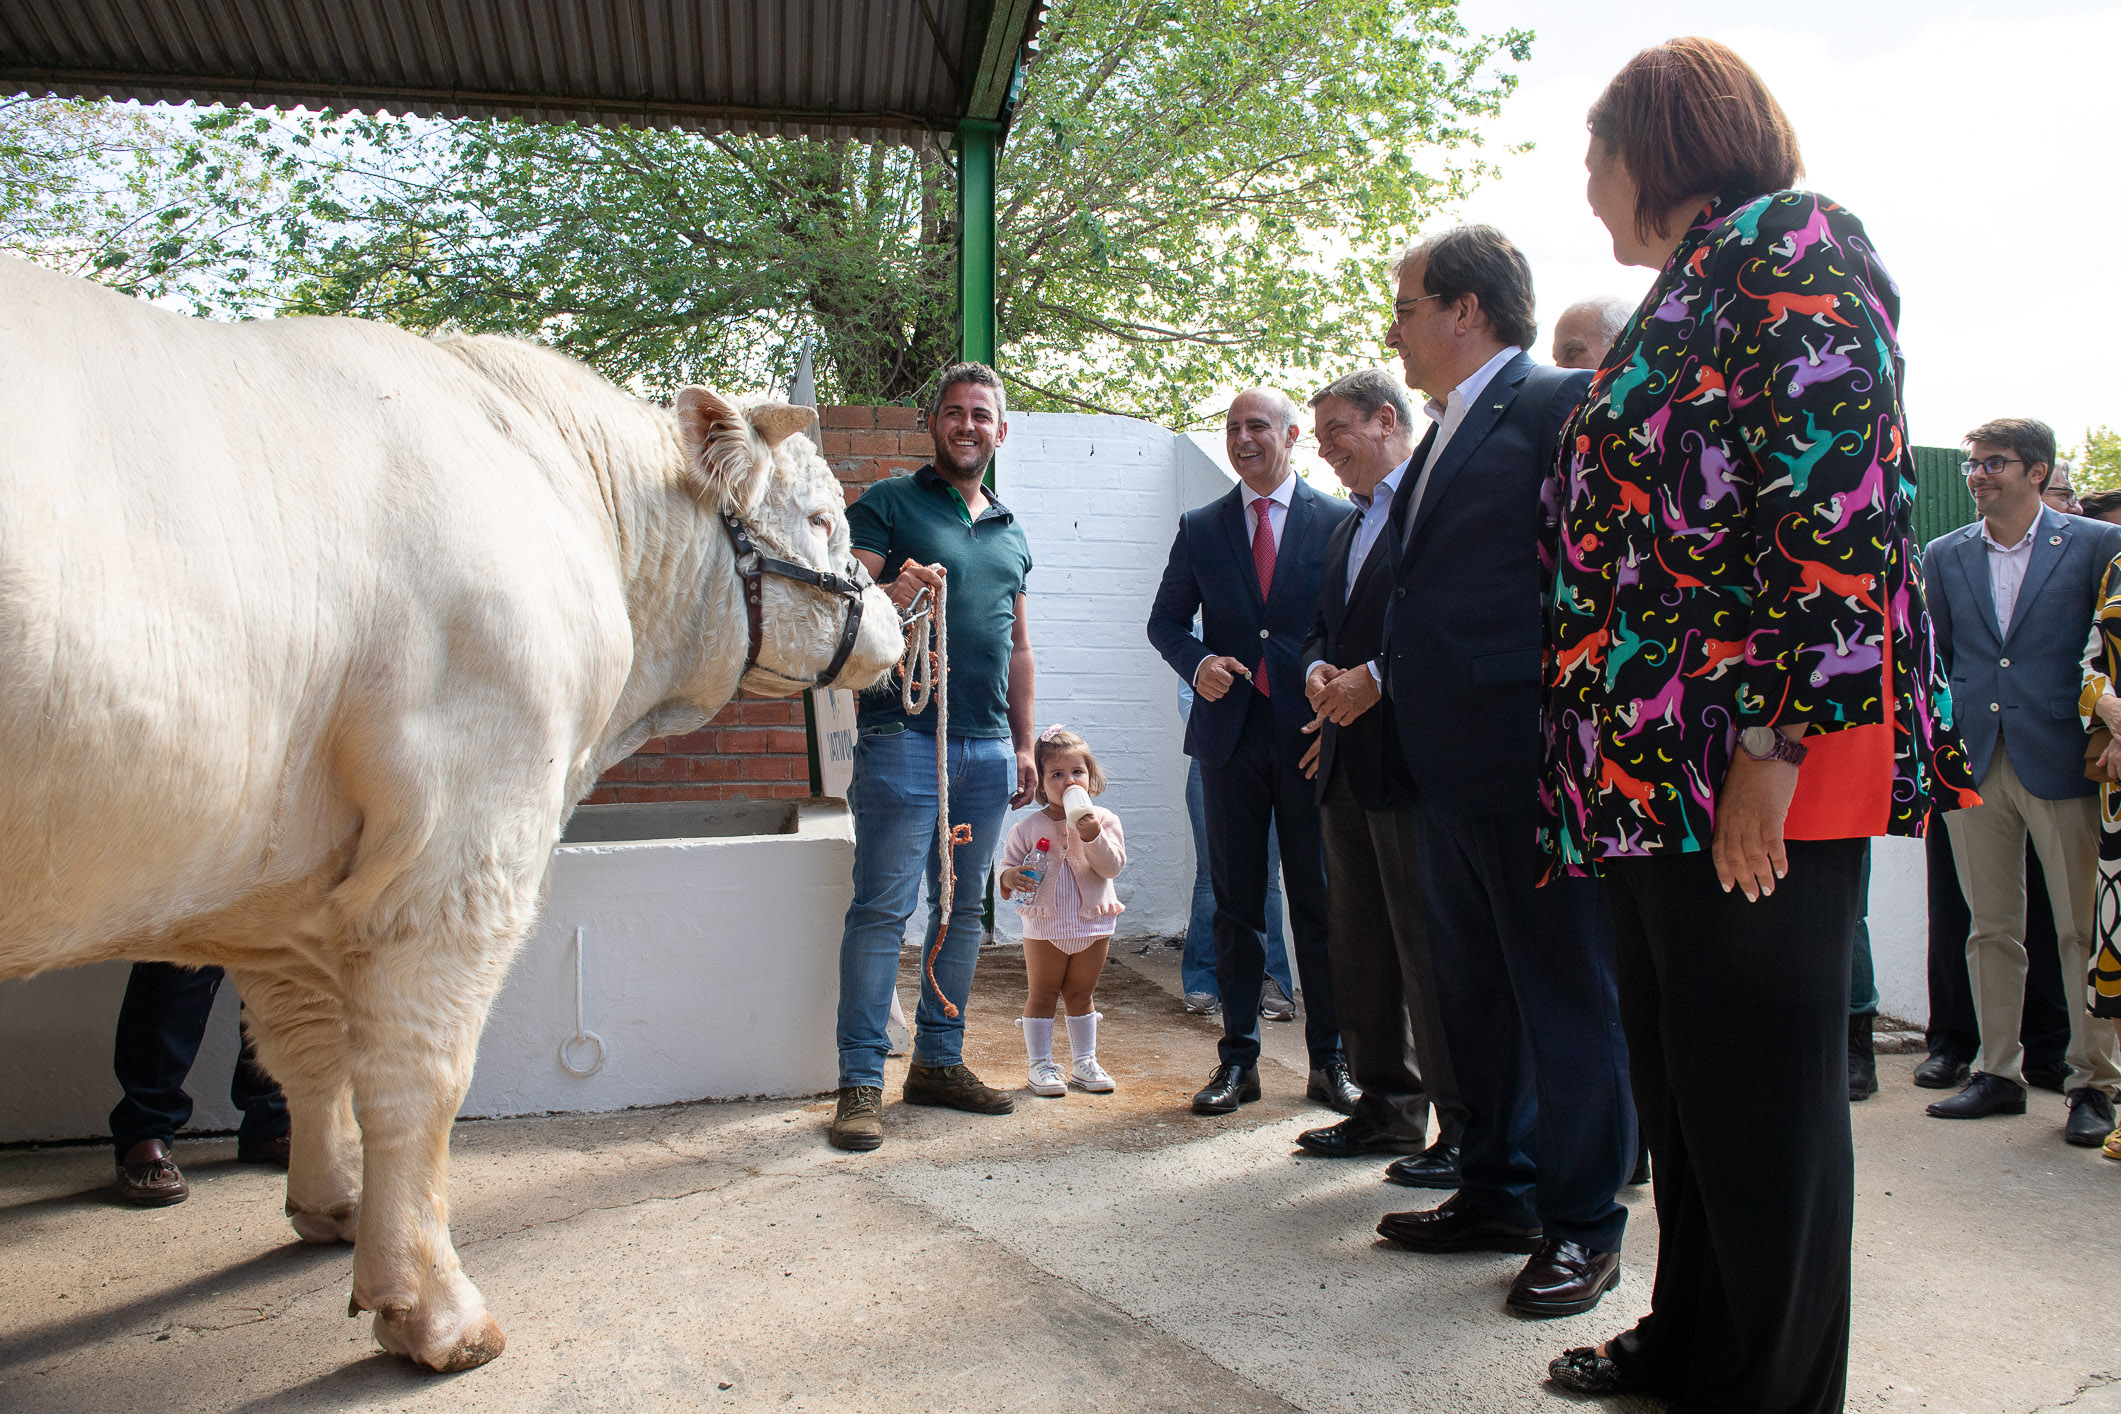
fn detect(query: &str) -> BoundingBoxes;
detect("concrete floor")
[1,944,2115,1414]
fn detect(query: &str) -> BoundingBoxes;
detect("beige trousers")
[1945,741,2121,1092]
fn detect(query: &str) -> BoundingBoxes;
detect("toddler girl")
[998,725,1126,1095]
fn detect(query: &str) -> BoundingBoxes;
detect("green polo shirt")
[848,463,1033,739]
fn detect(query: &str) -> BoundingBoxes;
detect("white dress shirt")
[1347,458,1410,599]
[1403,344,1524,527]
[1981,516,2037,638]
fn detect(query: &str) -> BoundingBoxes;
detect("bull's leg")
[230,965,361,1244]
[343,939,512,1372]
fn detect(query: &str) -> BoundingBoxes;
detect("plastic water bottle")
[1019,837,1052,887]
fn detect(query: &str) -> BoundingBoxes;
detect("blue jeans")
[837,728,1014,1088]
[1184,755,1292,997]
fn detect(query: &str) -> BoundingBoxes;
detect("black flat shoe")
[1377,1193,1543,1254]
[1912,1052,1969,1089]
[1548,1345,1630,1394]
[1295,1118,1427,1158]
[1383,1142,1462,1189]
[1507,1239,1621,1318]
[2066,1086,2117,1147]
[1192,1063,1261,1115]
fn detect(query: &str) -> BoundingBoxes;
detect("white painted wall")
[1869,836,1929,1024]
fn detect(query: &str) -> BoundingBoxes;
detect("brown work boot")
[903,1062,1015,1115]
[829,1086,885,1152]
[114,1139,189,1207]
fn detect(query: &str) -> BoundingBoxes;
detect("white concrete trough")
[0,798,852,1144]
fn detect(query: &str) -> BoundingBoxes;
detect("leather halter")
[720,513,873,689]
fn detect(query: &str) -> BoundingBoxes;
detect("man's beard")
[934,442,989,478]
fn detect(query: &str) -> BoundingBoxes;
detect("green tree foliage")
[2072,426,2121,495]
[0,1,1529,420]
[0,97,311,315]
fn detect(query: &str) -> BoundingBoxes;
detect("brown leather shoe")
[1376,1193,1542,1254]
[829,1086,885,1151]
[902,1063,1014,1115]
[1506,1238,1621,1317]
[114,1139,189,1207]
[236,1133,292,1167]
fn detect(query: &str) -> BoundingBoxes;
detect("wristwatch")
[1739,726,1809,767]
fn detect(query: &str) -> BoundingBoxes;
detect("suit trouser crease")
[1319,775,1464,1144]
[1945,741,2121,1091]
[1604,841,1863,1414]
[1197,694,1339,1069]
[1410,803,1633,1249]
[1924,816,2071,1064]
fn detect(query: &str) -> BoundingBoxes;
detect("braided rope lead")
[900,581,969,1020]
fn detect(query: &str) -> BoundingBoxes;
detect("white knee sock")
[1065,1010,1101,1063]
[1018,1015,1054,1064]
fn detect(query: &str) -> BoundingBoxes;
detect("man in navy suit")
[1924,417,2121,1145]
[1365,226,1634,1320]
[1148,388,1355,1115]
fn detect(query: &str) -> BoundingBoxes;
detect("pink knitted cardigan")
[1000,807,1126,922]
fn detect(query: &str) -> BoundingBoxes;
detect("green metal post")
[955,119,1000,368]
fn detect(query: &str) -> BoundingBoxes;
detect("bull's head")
[673,389,900,695]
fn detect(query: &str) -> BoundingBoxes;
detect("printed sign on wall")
[811,688,858,800]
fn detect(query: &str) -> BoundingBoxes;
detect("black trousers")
[1413,804,1633,1250]
[1198,692,1339,1069]
[1923,816,2069,1069]
[110,962,287,1159]
[1603,840,1866,1414]
[1319,775,1463,1145]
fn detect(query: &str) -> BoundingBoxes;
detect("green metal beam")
[955,118,1000,368]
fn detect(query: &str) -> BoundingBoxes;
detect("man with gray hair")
[1549,295,1633,371]
[1149,387,1355,1116]
[1289,365,1466,1183]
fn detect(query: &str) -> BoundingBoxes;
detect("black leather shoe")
[1377,1193,1542,1254]
[1925,1071,2026,1119]
[1383,1142,1462,1189]
[1192,1063,1261,1115]
[2065,1086,2117,1147]
[1848,1013,1878,1102]
[2025,1059,2071,1094]
[1912,1052,1970,1089]
[1305,1059,1361,1115]
[1507,1238,1622,1317]
[1296,1118,1427,1158]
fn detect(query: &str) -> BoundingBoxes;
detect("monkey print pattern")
[1540,190,1978,871]
[2074,553,2121,1020]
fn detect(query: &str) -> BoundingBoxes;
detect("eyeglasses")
[1390,293,1444,319]
[1961,455,2026,477]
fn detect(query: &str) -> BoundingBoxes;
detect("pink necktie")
[1251,501,1276,696]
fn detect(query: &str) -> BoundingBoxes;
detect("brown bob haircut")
[1587,37,1803,242]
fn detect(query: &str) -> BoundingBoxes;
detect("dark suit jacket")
[1923,505,2121,800]
[1384,353,1591,816]
[1302,499,1407,810]
[1149,476,1353,768]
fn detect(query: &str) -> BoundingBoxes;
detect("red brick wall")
[582,404,925,806]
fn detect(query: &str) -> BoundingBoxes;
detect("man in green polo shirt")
[829,362,1037,1152]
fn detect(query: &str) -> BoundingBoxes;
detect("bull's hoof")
[287,1201,357,1245]
[372,1306,506,1373]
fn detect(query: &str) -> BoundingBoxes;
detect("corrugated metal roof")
[0,0,1045,146]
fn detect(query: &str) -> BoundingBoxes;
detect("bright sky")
[1447,0,2121,456]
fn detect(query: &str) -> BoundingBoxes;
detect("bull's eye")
[808,511,835,533]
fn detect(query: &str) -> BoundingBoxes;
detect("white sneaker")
[1028,1060,1066,1097]
[1069,1057,1116,1093]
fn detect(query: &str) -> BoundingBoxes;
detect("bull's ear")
[673,386,765,509]
[749,401,817,450]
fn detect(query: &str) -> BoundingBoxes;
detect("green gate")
[1909,444,1975,548]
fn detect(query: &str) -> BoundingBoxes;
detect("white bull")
[0,254,902,1369]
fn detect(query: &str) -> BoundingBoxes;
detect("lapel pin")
[2051,535,2063,545]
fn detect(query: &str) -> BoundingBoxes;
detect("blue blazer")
[1148,476,1352,768]
[1923,505,2121,801]
[1382,354,1590,816]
